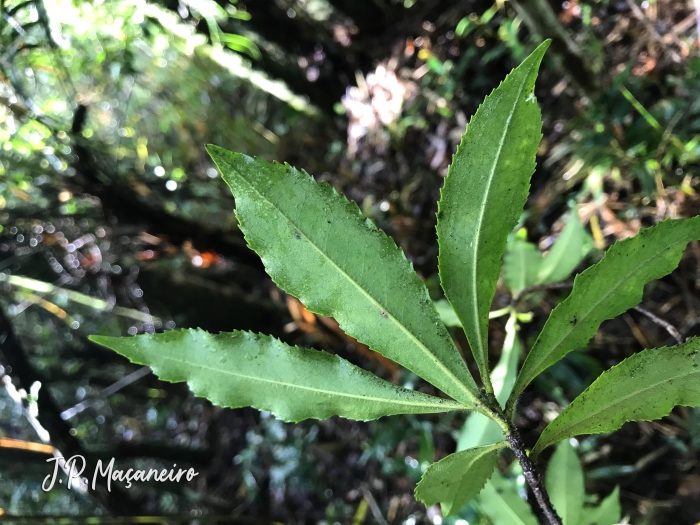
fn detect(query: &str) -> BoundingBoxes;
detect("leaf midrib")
[421,444,505,502]
[547,360,699,439]
[155,351,462,409]
[467,72,531,364]
[528,237,690,378]
[233,169,476,405]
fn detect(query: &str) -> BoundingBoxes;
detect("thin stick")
[634,305,684,344]
[506,430,563,525]
[513,281,574,304]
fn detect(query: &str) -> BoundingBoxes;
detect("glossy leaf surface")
[415,442,506,516]
[511,217,700,404]
[436,40,549,386]
[207,146,480,407]
[90,330,464,422]
[534,338,700,453]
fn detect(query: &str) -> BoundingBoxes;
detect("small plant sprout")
[91,40,700,523]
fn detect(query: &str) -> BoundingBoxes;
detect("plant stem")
[512,281,574,304]
[506,429,563,525]
[634,305,684,344]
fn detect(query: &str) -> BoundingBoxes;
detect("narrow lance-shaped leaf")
[503,237,542,293]
[458,313,521,450]
[89,330,465,423]
[207,146,480,408]
[434,299,462,328]
[546,440,584,525]
[478,471,538,525]
[415,442,507,516]
[534,337,700,454]
[580,486,621,525]
[437,40,550,388]
[536,208,591,285]
[510,216,700,406]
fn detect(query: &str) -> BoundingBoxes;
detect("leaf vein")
[234,171,476,404]
[156,353,461,409]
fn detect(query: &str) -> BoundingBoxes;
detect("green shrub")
[92,40,700,523]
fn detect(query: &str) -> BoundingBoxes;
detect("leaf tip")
[88,334,112,346]
[529,39,551,64]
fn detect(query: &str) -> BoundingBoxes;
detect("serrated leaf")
[536,209,591,285]
[415,442,506,516]
[207,146,480,408]
[458,314,521,450]
[580,486,621,525]
[437,40,550,387]
[546,440,584,525]
[534,338,700,454]
[510,217,700,405]
[478,471,538,525]
[90,330,465,423]
[503,238,542,293]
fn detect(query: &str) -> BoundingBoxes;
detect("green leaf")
[510,217,700,405]
[534,338,700,454]
[89,330,465,423]
[546,440,584,525]
[415,442,506,516]
[537,209,592,285]
[580,486,621,525]
[456,396,503,452]
[436,40,550,388]
[478,471,538,525]
[503,237,542,293]
[207,146,480,408]
[458,313,521,450]
[220,32,261,60]
[434,299,462,328]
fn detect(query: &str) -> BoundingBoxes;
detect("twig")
[506,430,563,525]
[0,306,141,513]
[625,0,682,63]
[633,305,684,344]
[360,485,388,525]
[60,366,151,420]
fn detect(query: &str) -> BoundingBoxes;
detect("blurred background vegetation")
[1,0,700,523]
